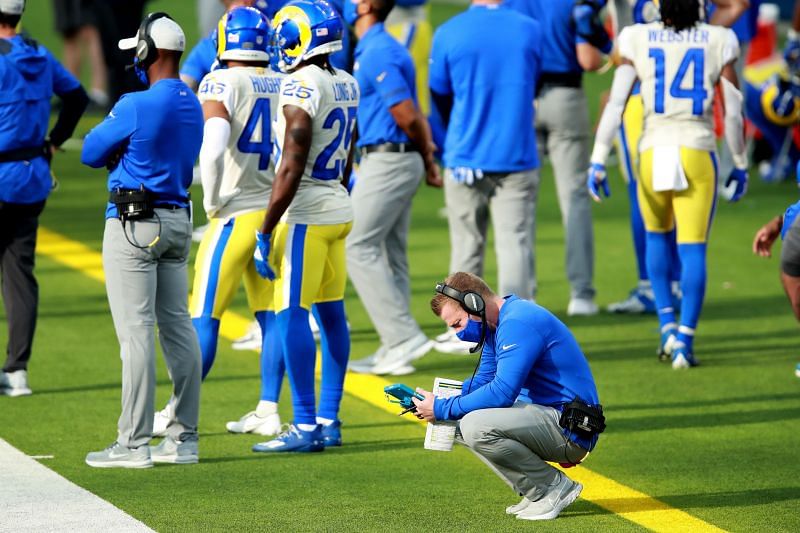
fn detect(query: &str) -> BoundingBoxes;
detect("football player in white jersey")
[152,6,287,438]
[251,0,359,453]
[588,0,748,369]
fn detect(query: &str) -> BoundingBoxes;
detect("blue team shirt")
[505,0,585,75]
[429,4,540,171]
[434,296,601,450]
[0,36,81,204]
[180,32,217,84]
[81,79,204,219]
[354,23,415,147]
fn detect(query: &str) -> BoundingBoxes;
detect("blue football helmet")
[216,6,272,62]
[632,0,659,24]
[271,0,343,72]
[761,74,800,128]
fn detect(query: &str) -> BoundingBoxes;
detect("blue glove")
[587,162,610,202]
[725,168,748,203]
[253,231,275,280]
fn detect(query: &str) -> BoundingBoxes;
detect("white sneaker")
[567,298,598,317]
[506,496,532,515]
[152,403,173,438]
[226,411,282,436]
[432,328,475,355]
[348,345,388,372]
[232,320,262,351]
[0,370,32,397]
[309,313,320,341]
[150,436,198,464]
[191,223,209,243]
[370,334,433,375]
[516,474,583,521]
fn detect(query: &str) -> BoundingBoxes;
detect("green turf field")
[2,1,800,531]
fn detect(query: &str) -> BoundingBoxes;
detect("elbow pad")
[721,77,748,170]
[199,117,231,216]
[573,0,612,54]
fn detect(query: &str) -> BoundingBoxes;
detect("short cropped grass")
[1,1,799,531]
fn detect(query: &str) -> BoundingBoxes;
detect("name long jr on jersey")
[333,81,358,102]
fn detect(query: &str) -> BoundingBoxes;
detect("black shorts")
[52,0,96,36]
[781,216,800,277]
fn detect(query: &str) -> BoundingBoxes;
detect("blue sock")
[668,229,682,284]
[645,232,677,330]
[677,243,707,353]
[628,177,648,282]
[256,310,285,402]
[277,306,317,425]
[314,301,350,422]
[192,316,220,379]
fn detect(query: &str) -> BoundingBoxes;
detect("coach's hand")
[254,231,275,280]
[587,162,610,202]
[725,167,748,203]
[412,388,436,423]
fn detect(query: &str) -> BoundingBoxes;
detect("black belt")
[538,72,583,90]
[0,144,48,164]
[361,142,417,156]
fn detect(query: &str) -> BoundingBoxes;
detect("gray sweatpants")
[535,85,595,300]
[444,169,538,300]
[459,402,588,500]
[103,209,201,449]
[347,151,425,347]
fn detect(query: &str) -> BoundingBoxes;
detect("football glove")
[784,31,800,76]
[253,231,275,280]
[725,167,748,203]
[587,162,610,202]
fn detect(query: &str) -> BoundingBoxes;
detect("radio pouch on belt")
[110,186,154,222]
[559,399,606,440]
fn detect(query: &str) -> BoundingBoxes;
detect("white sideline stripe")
[0,439,154,533]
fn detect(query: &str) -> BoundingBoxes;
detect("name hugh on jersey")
[648,28,709,44]
[250,75,282,95]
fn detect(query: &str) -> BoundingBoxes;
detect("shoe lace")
[275,423,295,439]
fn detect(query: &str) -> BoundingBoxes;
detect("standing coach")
[506,0,612,316]
[82,13,204,468]
[346,0,442,376]
[0,0,88,397]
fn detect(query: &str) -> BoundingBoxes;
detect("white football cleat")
[152,403,173,438]
[567,298,598,317]
[226,411,282,436]
[232,320,262,351]
[432,328,474,355]
[369,333,432,375]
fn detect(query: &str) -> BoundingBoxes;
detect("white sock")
[297,423,317,432]
[316,417,335,426]
[256,401,277,417]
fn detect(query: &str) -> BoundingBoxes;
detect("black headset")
[135,12,172,69]
[435,283,485,316]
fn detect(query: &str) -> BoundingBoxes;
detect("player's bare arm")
[708,0,749,28]
[389,98,442,187]
[260,104,312,236]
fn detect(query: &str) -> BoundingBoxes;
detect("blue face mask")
[456,318,483,343]
[133,57,149,86]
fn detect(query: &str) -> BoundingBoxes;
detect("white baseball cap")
[118,15,186,52]
[0,0,25,15]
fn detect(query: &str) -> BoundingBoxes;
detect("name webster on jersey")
[648,28,710,44]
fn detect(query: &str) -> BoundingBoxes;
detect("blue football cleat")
[252,424,324,453]
[671,342,699,369]
[321,420,342,447]
[607,287,657,314]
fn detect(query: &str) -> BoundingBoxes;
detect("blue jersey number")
[237,98,272,170]
[648,47,708,116]
[312,106,357,181]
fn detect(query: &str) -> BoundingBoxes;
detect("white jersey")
[618,22,739,152]
[275,64,359,225]
[198,66,284,219]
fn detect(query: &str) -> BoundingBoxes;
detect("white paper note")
[424,377,463,452]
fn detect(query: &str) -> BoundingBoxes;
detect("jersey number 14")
[648,47,708,116]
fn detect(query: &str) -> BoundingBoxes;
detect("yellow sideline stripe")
[36,226,724,533]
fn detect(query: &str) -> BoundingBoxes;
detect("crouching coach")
[412,272,605,521]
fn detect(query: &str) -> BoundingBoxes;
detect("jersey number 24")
[648,47,708,116]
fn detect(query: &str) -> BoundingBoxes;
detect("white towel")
[651,146,689,192]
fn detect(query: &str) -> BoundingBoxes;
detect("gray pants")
[536,85,595,300]
[103,210,201,449]
[347,151,425,347]
[459,402,588,500]
[444,169,537,299]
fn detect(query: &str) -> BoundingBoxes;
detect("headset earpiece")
[136,12,171,69]
[435,282,485,316]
